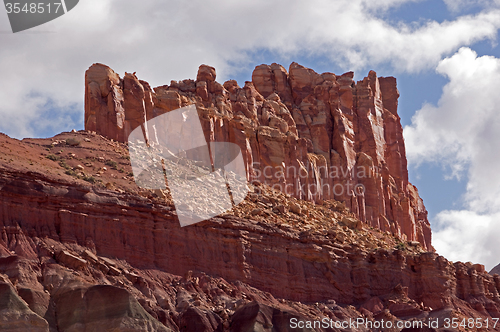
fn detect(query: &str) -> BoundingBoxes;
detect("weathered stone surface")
[0,282,49,331]
[252,63,293,103]
[178,305,222,332]
[0,130,499,330]
[197,64,216,83]
[56,250,87,270]
[230,301,315,332]
[52,284,172,332]
[84,62,431,251]
[84,64,126,142]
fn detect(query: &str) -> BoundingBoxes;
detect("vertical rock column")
[84,62,433,251]
[85,64,150,144]
[84,63,125,142]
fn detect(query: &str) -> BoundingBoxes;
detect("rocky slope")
[84,63,432,251]
[491,264,500,276]
[0,130,499,331]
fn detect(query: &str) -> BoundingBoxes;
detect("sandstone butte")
[85,62,432,251]
[0,64,496,331]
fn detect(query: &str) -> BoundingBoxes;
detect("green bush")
[105,160,118,169]
[395,241,407,251]
[59,160,70,169]
[83,175,96,183]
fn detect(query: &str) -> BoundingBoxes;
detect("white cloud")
[404,47,500,270]
[443,0,500,13]
[405,47,500,211]
[432,210,500,268]
[1,0,500,138]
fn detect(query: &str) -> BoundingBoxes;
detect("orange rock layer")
[0,130,499,331]
[85,63,432,251]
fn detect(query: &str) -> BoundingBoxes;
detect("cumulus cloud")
[1,0,500,138]
[443,0,500,13]
[432,210,500,268]
[404,47,500,270]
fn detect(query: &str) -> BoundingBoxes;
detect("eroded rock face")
[0,132,499,331]
[0,282,49,332]
[229,302,315,332]
[52,284,171,332]
[84,62,431,251]
[84,64,126,142]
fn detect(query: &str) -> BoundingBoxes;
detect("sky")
[0,0,499,270]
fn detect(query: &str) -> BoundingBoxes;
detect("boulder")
[0,283,49,332]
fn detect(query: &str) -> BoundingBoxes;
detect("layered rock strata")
[0,132,499,331]
[84,63,432,250]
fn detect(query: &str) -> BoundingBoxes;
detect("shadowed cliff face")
[84,62,432,251]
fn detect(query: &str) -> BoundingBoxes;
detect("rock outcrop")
[0,131,499,331]
[0,282,49,331]
[84,63,432,251]
[491,264,500,276]
[2,62,498,331]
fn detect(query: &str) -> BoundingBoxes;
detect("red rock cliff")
[84,63,432,251]
[0,130,499,331]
